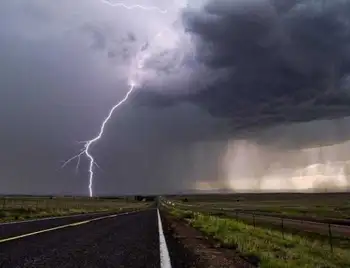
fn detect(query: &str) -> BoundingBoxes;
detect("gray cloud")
[0,0,228,195]
[2,0,350,196]
[144,0,350,132]
[81,24,107,50]
[128,0,350,193]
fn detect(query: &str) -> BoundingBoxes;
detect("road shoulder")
[161,211,255,268]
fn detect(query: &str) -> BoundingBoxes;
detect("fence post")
[253,213,256,228]
[328,223,333,253]
[281,217,284,239]
[2,198,6,209]
[236,210,238,220]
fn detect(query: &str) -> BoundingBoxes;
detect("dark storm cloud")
[170,0,350,130]
[6,0,350,196]
[0,0,228,195]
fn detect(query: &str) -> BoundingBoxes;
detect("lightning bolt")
[85,84,135,197]
[62,1,170,197]
[62,81,136,197]
[100,0,168,13]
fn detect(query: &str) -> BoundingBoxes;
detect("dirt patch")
[161,211,255,268]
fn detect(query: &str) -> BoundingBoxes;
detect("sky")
[1,0,350,196]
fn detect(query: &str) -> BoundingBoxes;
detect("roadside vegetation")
[168,207,350,268]
[0,196,149,222]
[172,193,350,220]
[204,202,350,220]
[167,194,350,249]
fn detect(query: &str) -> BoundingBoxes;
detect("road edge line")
[157,209,172,268]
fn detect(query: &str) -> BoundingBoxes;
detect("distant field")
[163,194,350,267]
[167,207,350,268]
[170,192,350,220]
[0,196,150,222]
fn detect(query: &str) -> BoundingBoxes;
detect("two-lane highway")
[0,209,182,268]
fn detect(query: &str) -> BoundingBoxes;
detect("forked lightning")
[100,0,167,13]
[62,0,168,197]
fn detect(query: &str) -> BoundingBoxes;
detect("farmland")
[0,196,150,222]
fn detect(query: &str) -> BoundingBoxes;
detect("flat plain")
[0,195,149,222]
[162,192,350,268]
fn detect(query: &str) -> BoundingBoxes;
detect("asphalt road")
[0,209,192,268]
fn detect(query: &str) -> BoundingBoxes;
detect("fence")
[229,210,342,252]
[170,201,350,252]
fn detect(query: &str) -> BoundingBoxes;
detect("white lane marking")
[0,210,140,243]
[157,209,172,268]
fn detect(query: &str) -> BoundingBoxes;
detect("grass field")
[0,196,150,222]
[168,207,350,268]
[170,192,350,220]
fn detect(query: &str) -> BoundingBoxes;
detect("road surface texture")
[0,209,247,268]
[0,211,128,240]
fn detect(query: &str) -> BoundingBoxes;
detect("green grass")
[167,199,350,249]
[0,207,106,222]
[172,193,350,220]
[0,196,150,222]
[168,207,350,268]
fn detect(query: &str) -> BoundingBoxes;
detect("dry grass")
[171,193,350,220]
[0,196,149,222]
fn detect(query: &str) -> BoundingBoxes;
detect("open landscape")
[169,192,350,220]
[1,193,350,267]
[2,0,350,266]
[0,195,150,223]
[160,192,350,268]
